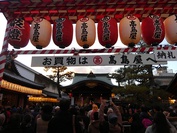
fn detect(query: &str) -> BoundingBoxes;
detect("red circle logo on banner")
[93,56,103,65]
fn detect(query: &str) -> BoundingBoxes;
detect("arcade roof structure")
[0,0,177,24]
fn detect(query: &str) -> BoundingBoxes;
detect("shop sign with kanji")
[154,50,177,61]
[31,54,167,67]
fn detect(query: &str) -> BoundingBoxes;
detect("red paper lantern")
[76,17,96,49]
[53,18,73,48]
[141,15,165,46]
[8,18,30,49]
[119,16,141,47]
[164,15,177,45]
[97,16,118,48]
[30,18,51,49]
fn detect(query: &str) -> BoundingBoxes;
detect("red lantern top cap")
[127,15,137,20]
[80,17,89,22]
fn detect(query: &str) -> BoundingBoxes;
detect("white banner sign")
[31,54,167,67]
[154,50,177,61]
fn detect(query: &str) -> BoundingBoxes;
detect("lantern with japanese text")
[53,18,73,48]
[164,15,177,45]
[97,16,118,48]
[119,16,141,47]
[76,17,96,49]
[8,18,30,49]
[30,18,51,49]
[141,15,165,46]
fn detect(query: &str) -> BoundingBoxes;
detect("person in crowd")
[36,104,53,133]
[99,120,109,133]
[0,113,22,133]
[0,106,5,131]
[47,98,82,133]
[87,103,99,122]
[145,111,177,133]
[99,100,123,133]
[141,113,153,129]
[53,106,60,115]
[21,114,35,133]
[131,113,145,133]
[150,105,162,119]
[88,111,100,133]
[77,107,90,133]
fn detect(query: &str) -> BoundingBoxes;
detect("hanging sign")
[31,54,167,67]
[154,50,177,61]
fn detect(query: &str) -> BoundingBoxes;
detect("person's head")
[153,112,168,125]
[153,112,170,133]
[153,105,162,112]
[108,113,118,126]
[41,104,53,121]
[23,114,32,124]
[92,104,98,112]
[41,104,53,114]
[54,106,60,112]
[107,108,113,115]
[59,98,71,111]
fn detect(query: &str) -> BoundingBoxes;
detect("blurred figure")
[21,114,35,133]
[145,112,177,133]
[87,104,99,122]
[88,112,100,133]
[99,100,123,133]
[99,120,109,133]
[77,107,90,133]
[1,113,22,133]
[36,104,53,133]
[131,113,145,133]
[47,98,82,133]
[54,106,60,115]
[0,105,5,131]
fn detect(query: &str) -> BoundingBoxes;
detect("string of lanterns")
[7,14,177,50]
[0,79,42,95]
[28,96,59,103]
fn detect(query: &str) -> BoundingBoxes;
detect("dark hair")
[23,114,32,124]
[41,104,53,121]
[41,104,53,114]
[59,99,71,111]
[152,112,171,133]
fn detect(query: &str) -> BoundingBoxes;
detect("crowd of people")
[0,99,177,133]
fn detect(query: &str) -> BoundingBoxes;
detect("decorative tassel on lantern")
[119,15,141,48]
[53,18,73,48]
[141,14,165,46]
[30,18,51,49]
[97,16,118,48]
[8,18,30,49]
[76,17,96,49]
[164,14,177,46]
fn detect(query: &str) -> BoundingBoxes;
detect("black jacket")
[47,110,82,133]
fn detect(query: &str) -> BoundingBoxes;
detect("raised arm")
[110,101,122,125]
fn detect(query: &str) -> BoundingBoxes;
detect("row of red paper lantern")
[7,15,177,49]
